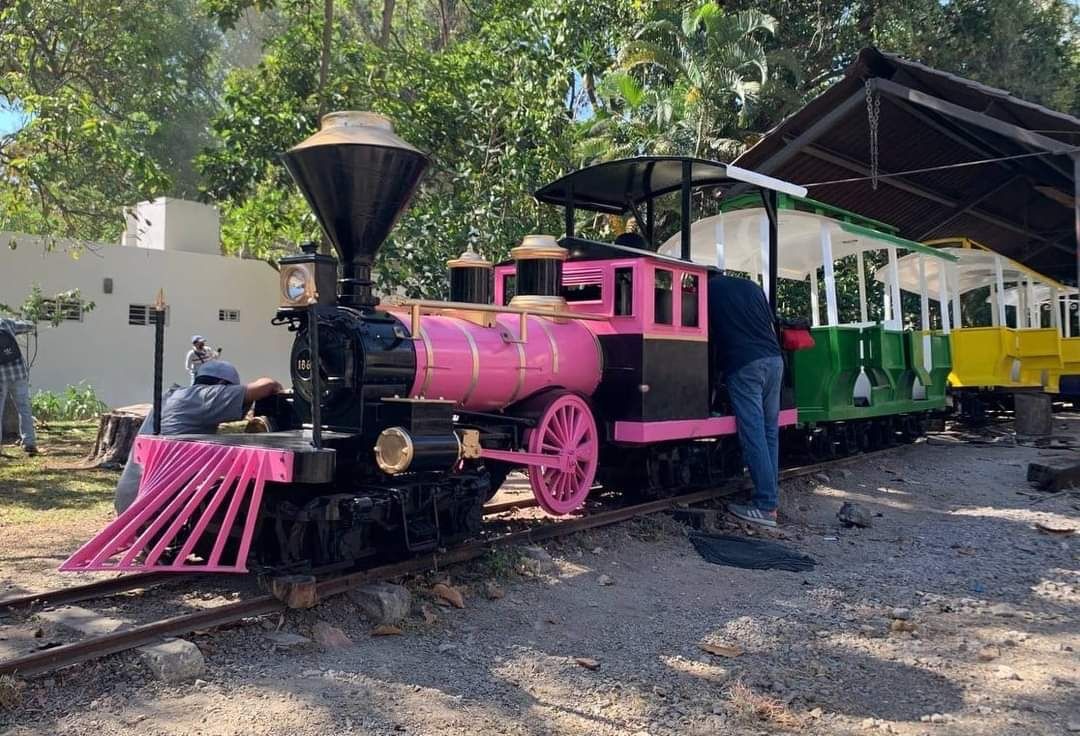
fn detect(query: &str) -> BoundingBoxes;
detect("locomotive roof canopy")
[534,156,806,215]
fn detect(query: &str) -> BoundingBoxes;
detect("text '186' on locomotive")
[61,111,809,575]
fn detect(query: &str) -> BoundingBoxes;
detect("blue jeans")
[0,378,37,449]
[727,356,783,512]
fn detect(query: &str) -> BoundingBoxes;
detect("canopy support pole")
[938,262,951,334]
[918,256,930,331]
[887,247,902,329]
[994,256,1007,327]
[1051,287,1060,330]
[950,264,963,328]
[820,222,838,326]
[1066,296,1073,338]
[1027,277,1038,328]
[680,159,692,261]
[856,251,868,324]
[714,216,725,270]
[809,270,821,327]
[760,189,779,311]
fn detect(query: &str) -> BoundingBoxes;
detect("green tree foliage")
[579,2,776,162]
[198,0,634,294]
[0,0,221,240]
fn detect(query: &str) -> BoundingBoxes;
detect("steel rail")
[0,501,534,612]
[0,572,196,614]
[0,445,904,679]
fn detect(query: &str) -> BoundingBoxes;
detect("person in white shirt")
[184,335,220,383]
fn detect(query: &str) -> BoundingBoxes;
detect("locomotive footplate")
[163,430,349,483]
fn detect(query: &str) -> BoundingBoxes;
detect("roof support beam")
[875,78,1076,156]
[751,89,868,175]
[888,95,1075,183]
[795,141,1073,255]
[912,175,1021,240]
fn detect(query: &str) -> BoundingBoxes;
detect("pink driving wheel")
[526,394,599,516]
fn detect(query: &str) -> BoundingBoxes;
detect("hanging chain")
[865,78,881,191]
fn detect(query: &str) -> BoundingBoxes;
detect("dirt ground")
[1,415,1077,736]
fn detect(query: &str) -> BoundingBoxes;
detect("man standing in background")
[0,316,38,456]
[184,335,220,384]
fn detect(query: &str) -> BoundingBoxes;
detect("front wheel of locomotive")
[525,393,599,516]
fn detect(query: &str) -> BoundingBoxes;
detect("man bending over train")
[113,360,282,513]
[707,274,783,528]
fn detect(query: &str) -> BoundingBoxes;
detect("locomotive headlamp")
[281,264,316,306]
[277,242,338,309]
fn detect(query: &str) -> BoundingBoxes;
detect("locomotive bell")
[282,111,430,308]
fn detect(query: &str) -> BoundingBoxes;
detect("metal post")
[680,159,692,261]
[820,222,838,326]
[713,217,725,270]
[645,197,655,249]
[809,270,821,327]
[152,290,166,435]
[564,184,575,239]
[994,256,1007,327]
[307,303,323,450]
[856,250,868,323]
[1074,154,1079,293]
[762,189,779,313]
[887,247,902,329]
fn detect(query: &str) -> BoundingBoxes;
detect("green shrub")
[32,382,107,421]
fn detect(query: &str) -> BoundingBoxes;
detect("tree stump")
[86,404,150,468]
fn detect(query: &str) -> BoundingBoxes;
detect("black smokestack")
[282,112,430,308]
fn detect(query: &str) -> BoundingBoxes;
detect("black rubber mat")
[688,532,816,572]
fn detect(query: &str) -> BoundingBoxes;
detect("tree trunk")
[86,404,150,468]
[318,0,334,116]
[379,0,395,47]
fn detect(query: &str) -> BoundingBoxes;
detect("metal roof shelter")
[733,47,1080,285]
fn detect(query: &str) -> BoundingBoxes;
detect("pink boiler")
[404,312,603,411]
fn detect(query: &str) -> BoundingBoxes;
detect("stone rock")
[930,713,945,723]
[994,665,1021,681]
[347,582,412,625]
[861,717,877,729]
[890,607,912,621]
[264,631,311,649]
[1066,718,1080,732]
[977,646,1000,662]
[598,574,614,586]
[518,546,556,575]
[808,708,823,719]
[138,639,205,683]
[484,582,505,600]
[814,473,831,484]
[37,606,129,636]
[989,603,1019,618]
[890,619,916,633]
[837,502,872,529]
[312,621,352,649]
[433,582,465,609]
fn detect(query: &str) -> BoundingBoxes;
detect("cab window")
[654,269,673,325]
[681,273,699,327]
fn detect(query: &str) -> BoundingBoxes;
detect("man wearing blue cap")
[184,335,220,384]
[113,360,283,512]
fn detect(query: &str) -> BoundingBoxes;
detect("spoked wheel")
[525,394,599,516]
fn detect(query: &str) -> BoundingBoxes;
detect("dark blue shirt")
[707,274,780,373]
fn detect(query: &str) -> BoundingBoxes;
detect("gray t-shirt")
[114,384,247,512]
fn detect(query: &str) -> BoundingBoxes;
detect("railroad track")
[0,445,905,679]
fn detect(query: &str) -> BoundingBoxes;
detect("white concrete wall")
[121,198,221,255]
[0,232,293,408]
